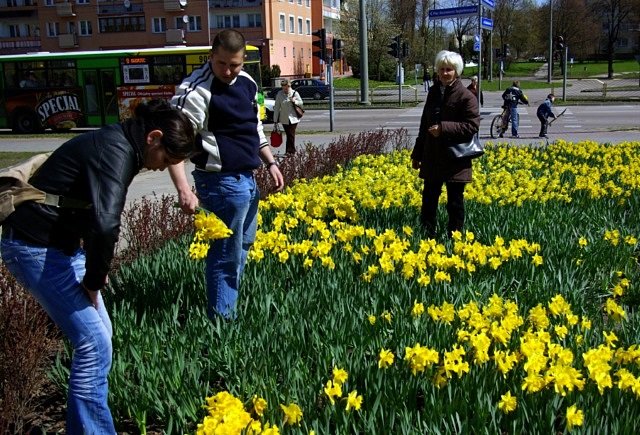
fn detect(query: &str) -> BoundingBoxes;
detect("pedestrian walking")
[467,76,483,106]
[273,79,304,154]
[423,68,432,92]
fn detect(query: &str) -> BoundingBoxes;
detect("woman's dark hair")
[134,99,195,159]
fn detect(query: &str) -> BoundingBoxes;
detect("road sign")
[481,0,495,10]
[473,42,481,52]
[474,34,480,42]
[428,6,478,20]
[480,17,493,30]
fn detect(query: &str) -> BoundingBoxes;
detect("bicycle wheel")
[490,115,504,139]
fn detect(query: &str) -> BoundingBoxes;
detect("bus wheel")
[13,109,43,134]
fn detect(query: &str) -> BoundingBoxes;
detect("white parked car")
[263,97,275,123]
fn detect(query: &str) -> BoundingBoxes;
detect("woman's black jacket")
[4,122,144,291]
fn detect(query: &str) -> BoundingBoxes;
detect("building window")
[152,17,167,33]
[76,0,90,4]
[306,0,310,6]
[297,17,303,34]
[297,0,302,4]
[248,14,262,28]
[99,16,145,33]
[215,15,239,29]
[46,22,60,37]
[293,47,296,58]
[279,14,285,32]
[44,0,54,5]
[9,25,20,38]
[187,16,202,31]
[289,15,294,33]
[79,20,92,36]
[305,19,310,35]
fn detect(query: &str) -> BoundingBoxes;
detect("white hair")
[434,50,464,77]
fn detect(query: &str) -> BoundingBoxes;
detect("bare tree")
[590,0,634,78]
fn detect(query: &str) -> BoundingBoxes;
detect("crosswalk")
[383,106,580,137]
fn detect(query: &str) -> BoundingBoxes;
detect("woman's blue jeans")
[1,235,115,435]
[192,170,259,319]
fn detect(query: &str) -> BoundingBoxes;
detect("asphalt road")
[1,90,637,207]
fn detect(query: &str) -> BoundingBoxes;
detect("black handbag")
[293,104,304,118]
[448,134,484,159]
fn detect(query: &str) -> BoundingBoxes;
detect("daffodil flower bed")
[192,140,640,434]
[95,140,640,433]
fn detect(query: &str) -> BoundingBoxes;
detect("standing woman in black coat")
[0,99,195,433]
[411,50,480,239]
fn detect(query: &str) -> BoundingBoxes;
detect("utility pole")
[548,0,553,83]
[359,0,370,105]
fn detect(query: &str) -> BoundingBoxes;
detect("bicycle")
[490,106,511,139]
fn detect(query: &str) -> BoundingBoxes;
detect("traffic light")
[554,35,565,51]
[312,28,327,61]
[387,35,401,58]
[495,48,502,58]
[332,38,344,61]
[401,41,409,58]
[502,44,510,57]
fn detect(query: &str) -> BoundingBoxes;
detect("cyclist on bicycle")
[501,81,529,138]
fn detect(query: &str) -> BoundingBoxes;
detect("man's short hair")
[547,93,555,99]
[512,81,520,87]
[212,29,246,54]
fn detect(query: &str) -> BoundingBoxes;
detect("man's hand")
[270,165,285,191]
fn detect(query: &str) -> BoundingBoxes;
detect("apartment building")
[0,0,344,79]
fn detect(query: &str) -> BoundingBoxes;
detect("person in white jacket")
[273,79,304,154]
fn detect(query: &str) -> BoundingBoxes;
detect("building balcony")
[58,33,77,48]
[164,0,186,11]
[165,28,185,45]
[56,2,76,17]
[0,36,40,54]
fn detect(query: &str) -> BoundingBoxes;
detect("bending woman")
[0,99,195,434]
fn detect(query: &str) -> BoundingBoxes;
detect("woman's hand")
[428,124,441,137]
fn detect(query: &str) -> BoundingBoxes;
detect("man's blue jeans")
[192,170,259,319]
[1,235,115,434]
[510,106,519,136]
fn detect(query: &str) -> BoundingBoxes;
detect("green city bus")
[0,45,264,133]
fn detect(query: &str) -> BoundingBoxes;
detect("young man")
[501,81,529,138]
[169,29,284,319]
[536,93,557,138]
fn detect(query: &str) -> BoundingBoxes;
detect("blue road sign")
[428,6,478,20]
[481,17,493,30]
[474,42,481,52]
[481,0,496,10]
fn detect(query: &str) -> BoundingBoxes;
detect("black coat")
[411,79,480,182]
[5,121,145,290]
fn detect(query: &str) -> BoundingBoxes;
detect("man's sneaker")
[498,133,504,138]
[539,134,548,138]
[511,134,520,138]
